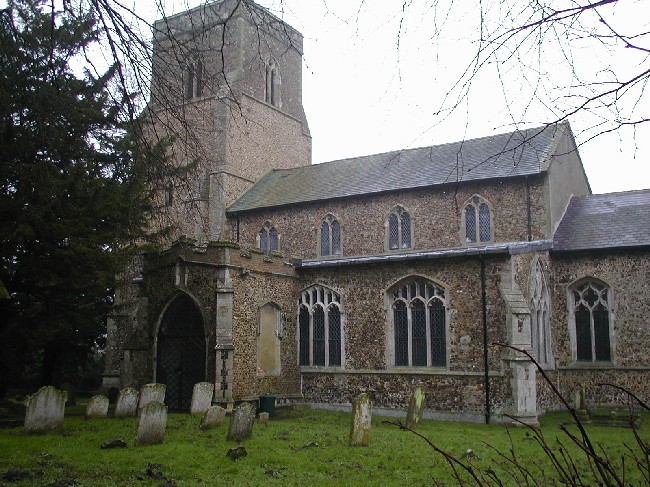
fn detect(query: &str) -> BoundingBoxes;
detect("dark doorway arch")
[156,294,206,411]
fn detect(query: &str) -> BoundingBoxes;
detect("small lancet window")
[265,59,280,106]
[463,196,492,244]
[185,57,203,99]
[259,221,279,255]
[387,206,412,250]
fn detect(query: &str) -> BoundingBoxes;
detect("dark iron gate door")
[156,295,206,411]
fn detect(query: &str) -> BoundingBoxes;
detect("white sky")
[8,0,650,194]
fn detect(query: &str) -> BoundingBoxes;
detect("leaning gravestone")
[136,401,167,445]
[86,395,109,418]
[349,393,372,446]
[227,402,256,442]
[115,388,139,418]
[200,405,226,430]
[405,387,425,429]
[24,386,67,434]
[138,383,166,410]
[190,382,214,415]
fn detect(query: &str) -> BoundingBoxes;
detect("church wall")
[294,255,517,418]
[230,176,548,259]
[538,249,650,411]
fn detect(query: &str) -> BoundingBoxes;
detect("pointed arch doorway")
[156,294,206,411]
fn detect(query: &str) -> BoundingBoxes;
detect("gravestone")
[575,384,590,422]
[349,393,372,446]
[190,382,214,415]
[86,395,109,418]
[138,383,166,410]
[258,412,269,425]
[24,386,67,434]
[115,388,139,418]
[200,405,226,430]
[227,402,256,442]
[136,401,167,445]
[405,387,425,429]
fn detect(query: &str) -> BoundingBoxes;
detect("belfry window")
[463,195,492,244]
[298,286,343,367]
[389,278,447,367]
[265,59,280,106]
[319,214,341,257]
[259,221,279,255]
[185,57,203,99]
[387,206,412,250]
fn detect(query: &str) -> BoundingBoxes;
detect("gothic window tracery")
[319,214,341,256]
[389,277,447,367]
[570,279,613,362]
[387,206,412,250]
[259,221,279,255]
[463,195,492,244]
[298,285,343,367]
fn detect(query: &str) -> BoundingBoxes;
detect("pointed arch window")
[570,279,613,362]
[530,259,553,366]
[298,286,343,367]
[463,195,492,244]
[319,214,341,257]
[259,221,279,255]
[387,206,412,250]
[389,278,447,367]
[185,56,203,99]
[265,58,280,107]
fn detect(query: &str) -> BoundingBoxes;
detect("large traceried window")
[570,279,613,362]
[298,286,343,367]
[319,214,341,257]
[259,221,279,255]
[530,259,553,366]
[463,195,492,244]
[389,278,447,367]
[387,206,412,250]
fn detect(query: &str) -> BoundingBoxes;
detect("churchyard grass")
[0,405,648,486]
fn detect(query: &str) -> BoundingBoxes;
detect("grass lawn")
[0,404,648,486]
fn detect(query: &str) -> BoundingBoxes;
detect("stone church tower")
[102,0,311,403]
[149,0,311,243]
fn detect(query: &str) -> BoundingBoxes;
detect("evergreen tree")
[0,0,167,392]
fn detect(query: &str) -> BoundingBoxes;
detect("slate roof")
[227,123,567,213]
[553,189,650,251]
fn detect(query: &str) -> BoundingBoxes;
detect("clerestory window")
[389,278,447,367]
[463,195,492,244]
[387,206,412,250]
[570,279,613,363]
[298,286,343,367]
[319,214,341,257]
[259,221,279,255]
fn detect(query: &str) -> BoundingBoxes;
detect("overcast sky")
[9,0,649,194]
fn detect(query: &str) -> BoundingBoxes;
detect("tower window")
[265,59,280,107]
[185,58,203,99]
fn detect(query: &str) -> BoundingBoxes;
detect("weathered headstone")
[227,402,256,442]
[258,412,269,424]
[190,382,214,415]
[138,383,166,410]
[24,386,67,434]
[115,388,139,418]
[575,384,590,423]
[136,401,167,445]
[405,387,425,429]
[200,405,226,430]
[349,393,372,446]
[86,395,109,418]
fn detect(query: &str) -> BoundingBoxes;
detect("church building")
[102,0,650,424]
